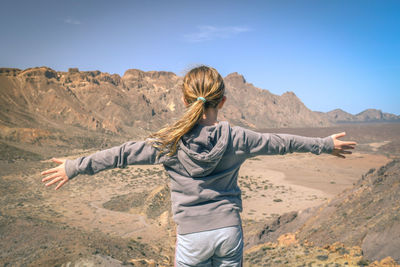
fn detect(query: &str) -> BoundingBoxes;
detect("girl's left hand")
[330,132,357,158]
[41,158,69,190]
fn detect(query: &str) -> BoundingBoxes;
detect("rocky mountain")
[0,67,181,137]
[324,109,355,122]
[223,73,329,128]
[247,160,400,263]
[0,67,330,146]
[1,67,398,147]
[326,108,400,123]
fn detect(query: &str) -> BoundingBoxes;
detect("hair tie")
[197,97,206,103]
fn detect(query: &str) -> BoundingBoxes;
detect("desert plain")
[0,122,399,266]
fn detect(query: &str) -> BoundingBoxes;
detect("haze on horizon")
[1,0,399,115]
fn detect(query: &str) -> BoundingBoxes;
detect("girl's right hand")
[41,158,69,190]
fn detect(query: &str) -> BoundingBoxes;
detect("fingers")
[332,132,357,145]
[332,148,352,159]
[42,174,69,189]
[45,176,64,187]
[333,151,346,159]
[55,179,68,190]
[41,160,65,176]
[342,141,357,146]
[42,173,61,182]
[341,145,356,150]
[41,167,59,176]
[332,132,346,139]
[52,158,66,164]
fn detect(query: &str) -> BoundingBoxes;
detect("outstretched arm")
[234,127,356,158]
[41,140,163,190]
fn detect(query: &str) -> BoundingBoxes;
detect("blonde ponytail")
[149,66,225,156]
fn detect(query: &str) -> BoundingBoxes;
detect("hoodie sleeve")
[233,127,334,158]
[64,140,163,180]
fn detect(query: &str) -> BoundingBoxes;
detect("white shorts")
[175,225,243,267]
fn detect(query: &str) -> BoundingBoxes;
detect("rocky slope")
[0,67,331,147]
[247,160,400,264]
[243,235,398,266]
[222,73,330,128]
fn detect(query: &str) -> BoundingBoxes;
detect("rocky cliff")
[223,73,329,128]
[247,160,400,263]
[0,67,331,146]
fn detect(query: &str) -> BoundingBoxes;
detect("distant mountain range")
[323,108,400,123]
[0,67,398,144]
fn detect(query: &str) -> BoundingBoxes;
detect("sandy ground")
[239,152,390,222]
[39,165,174,244]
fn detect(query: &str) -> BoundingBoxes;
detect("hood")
[177,121,230,177]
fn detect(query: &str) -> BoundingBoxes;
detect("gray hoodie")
[65,121,334,234]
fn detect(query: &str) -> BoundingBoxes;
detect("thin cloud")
[64,17,81,25]
[184,25,251,42]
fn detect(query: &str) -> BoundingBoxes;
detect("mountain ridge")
[0,67,398,146]
[325,108,400,123]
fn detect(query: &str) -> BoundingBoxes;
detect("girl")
[41,65,356,266]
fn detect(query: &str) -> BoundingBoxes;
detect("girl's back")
[155,120,333,235]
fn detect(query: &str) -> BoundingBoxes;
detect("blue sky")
[1,0,399,115]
